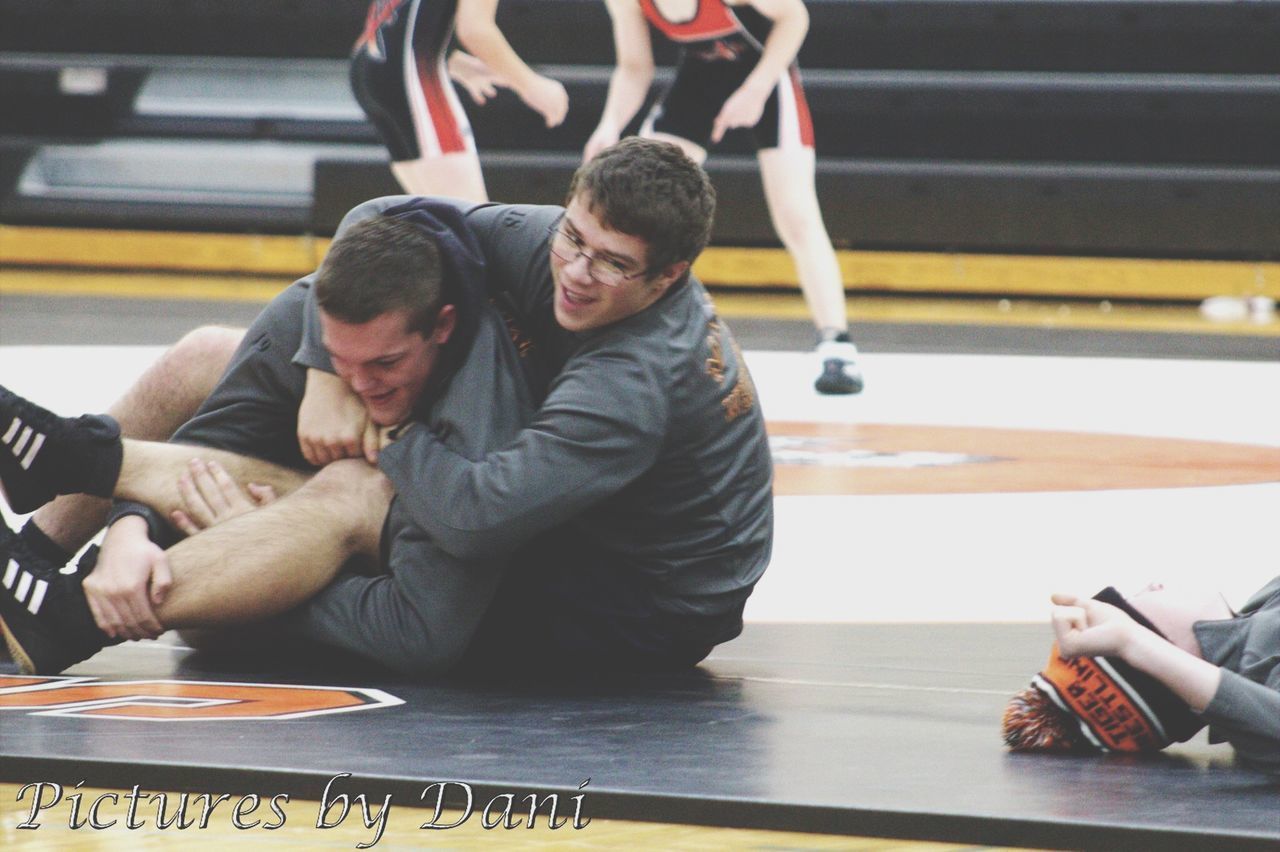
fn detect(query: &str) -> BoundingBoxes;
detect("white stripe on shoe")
[14,570,31,603]
[27,578,48,614]
[3,560,48,615]
[2,417,47,470]
[12,425,33,456]
[20,434,45,470]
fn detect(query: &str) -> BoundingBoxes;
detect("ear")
[432,304,458,345]
[650,260,690,296]
[317,308,336,350]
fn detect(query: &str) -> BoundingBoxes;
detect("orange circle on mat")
[767,421,1280,496]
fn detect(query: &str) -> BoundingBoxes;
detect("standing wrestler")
[352,0,569,200]
[586,0,863,395]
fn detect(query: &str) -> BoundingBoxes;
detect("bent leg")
[287,520,506,678]
[0,460,389,675]
[29,326,244,552]
[156,459,391,626]
[391,152,488,202]
[114,439,309,519]
[1,282,320,526]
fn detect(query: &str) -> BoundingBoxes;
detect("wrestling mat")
[2,623,1278,849]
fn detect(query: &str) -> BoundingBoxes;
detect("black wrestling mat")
[2,623,1277,850]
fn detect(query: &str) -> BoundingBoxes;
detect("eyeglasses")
[547,224,647,288]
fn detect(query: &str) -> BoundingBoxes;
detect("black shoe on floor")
[1,529,112,675]
[813,338,865,395]
[0,385,123,514]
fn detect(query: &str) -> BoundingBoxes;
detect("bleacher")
[2,0,1279,257]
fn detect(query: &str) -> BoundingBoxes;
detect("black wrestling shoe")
[813,337,865,395]
[0,385,123,514]
[0,531,112,675]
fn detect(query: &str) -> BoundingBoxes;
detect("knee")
[302,460,394,553]
[164,326,245,390]
[172,326,245,366]
[767,199,822,247]
[307,458,391,497]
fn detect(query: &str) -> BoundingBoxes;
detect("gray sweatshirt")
[298,199,775,620]
[1195,575,1280,773]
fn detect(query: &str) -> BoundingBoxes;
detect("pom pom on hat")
[1002,686,1087,752]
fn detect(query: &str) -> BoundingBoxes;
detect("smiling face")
[1126,581,1234,657]
[549,194,687,333]
[320,305,455,427]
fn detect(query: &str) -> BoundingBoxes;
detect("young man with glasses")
[295,137,774,671]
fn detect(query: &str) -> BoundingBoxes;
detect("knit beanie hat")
[1002,587,1205,752]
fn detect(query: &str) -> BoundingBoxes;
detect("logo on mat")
[0,674,403,721]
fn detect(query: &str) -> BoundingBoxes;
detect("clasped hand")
[1050,592,1139,659]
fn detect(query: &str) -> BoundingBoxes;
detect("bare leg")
[0,460,390,675]
[155,460,392,626]
[31,326,244,551]
[757,146,848,334]
[114,439,310,518]
[391,151,488,202]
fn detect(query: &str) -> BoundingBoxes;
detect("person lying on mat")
[1002,577,1280,774]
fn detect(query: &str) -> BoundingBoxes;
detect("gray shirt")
[112,201,534,676]
[299,199,775,619]
[1195,575,1280,773]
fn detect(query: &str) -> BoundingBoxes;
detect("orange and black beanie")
[1002,587,1205,753]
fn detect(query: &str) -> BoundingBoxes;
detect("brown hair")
[566,137,716,274]
[315,214,444,336]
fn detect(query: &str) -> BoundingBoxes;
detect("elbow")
[775,0,809,33]
[434,526,513,562]
[453,19,495,54]
[384,635,470,679]
[795,5,810,33]
[617,60,654,83]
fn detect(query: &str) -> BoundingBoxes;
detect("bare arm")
[298,368,381,465]
[85,516,173,641]
[447,49,505,105]
[87,461,279,640]
[1051,592,1221,712]
[455,0,568,127]
[712,0,809,143]
[585,0,656,160]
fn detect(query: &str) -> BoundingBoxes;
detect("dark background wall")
[2,0,1279,258]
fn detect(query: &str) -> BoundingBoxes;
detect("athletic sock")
[0,385,123,514]
[18,520,73,567]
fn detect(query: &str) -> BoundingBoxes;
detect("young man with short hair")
[297,137,774,670]
[2,203,530,676]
